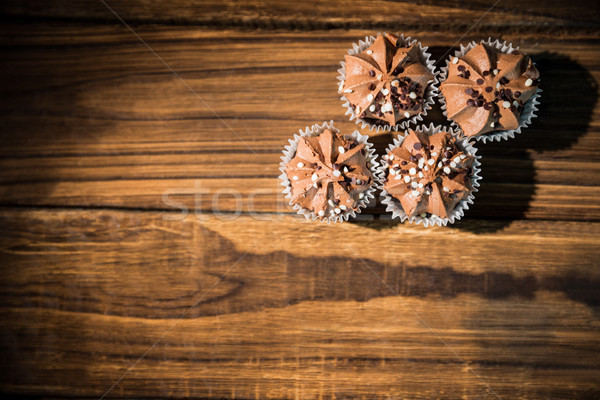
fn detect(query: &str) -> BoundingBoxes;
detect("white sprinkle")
[311,173,318,181]
[343,166,349,173]
[292,175,299,181]
[332,170,341,177]
[411,181,418,188]
[525,78,533,87]
[395,174,402,180]
[409,92,417,99]
[513,100,519,107]
[339,204,347,210]
[338,146,345,154]
[418,171,424,178]
[418,183,424,188]
[391,80,399,87]
[328,199,335,207]
[411,190,420,197]
[446,146,451,150]
[443,187,450,192]
[420,213,427,218]
[493,69,499,75]
[443,166,451,174]
[367,94,374,101]
[503,101,511,109]
[366,49,373,55]
[377,74,383,80]
[418,159,425,168]
[442,158,447,162]
[383,103,393,113]
[318,210,325,217]
[460,154,466,160]
[431,151,438,157]
[452,57,459,64]
[437,161,443,168]
[490,121,495,128]
[390,168,396,175]
[453,156,461,164]
[334,208,341,214]
[409,167,416,175]
[359,192,364,199]
[382,88,390,96]
[388,154,394,160]
[369,104,376,112]
[496,82,501,89]
[428,158,435,166]
[356,179,362,185]
[297,162,304,168]
[404,175,411,183]
[425,190,431,195]
[343,89,353,93]
[404,111,411,118]
[424,165,429,171]
[313,183,318,189]
[450,161,457,168]
[330,210,335,215]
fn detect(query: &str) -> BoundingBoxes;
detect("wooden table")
[0,1,599,398]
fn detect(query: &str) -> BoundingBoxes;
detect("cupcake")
[338,32,438,132]
[439,38,541,142]
[279,121,380,222]
[379,124,481,227]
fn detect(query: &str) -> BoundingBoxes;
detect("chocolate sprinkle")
[369,70,375,77]
[413,143,422,150]
[476,78,484,85]
[485,86,493,93]
[457,65,466,72]
[514,91,521,98]
[368,83,376,90]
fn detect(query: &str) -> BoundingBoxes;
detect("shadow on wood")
[353,49,598,233]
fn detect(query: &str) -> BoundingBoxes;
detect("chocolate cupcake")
[378,124,481,227]
[279,121,381,222]
[338,32,438,132]
[439,38,541,143]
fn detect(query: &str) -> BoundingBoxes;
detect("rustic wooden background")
[0,1,599,399]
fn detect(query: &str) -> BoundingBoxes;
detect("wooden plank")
[0,25,599,221]
[0,208,599,398]
[0,0,597,32]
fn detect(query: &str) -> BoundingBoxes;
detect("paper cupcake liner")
[279,120,383,223]
[438,37,542,143]
[377,123,482,227]
[337,33,439,133]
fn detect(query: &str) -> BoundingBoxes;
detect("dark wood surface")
[0,1,599,399]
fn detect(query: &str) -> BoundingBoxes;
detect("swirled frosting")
[285,128,373,219]
[440,43,540,137]
[383,129,474,218]
[340,33,435,126]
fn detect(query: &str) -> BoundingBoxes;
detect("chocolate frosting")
[341,33,435,126]
[285,129,373,219]
[383,130,474,218]
[440,43,540,137]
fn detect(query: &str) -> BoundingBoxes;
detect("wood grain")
[0,1,599,398]
[0,209,599,398]
[1,0,598,32]
[0,25,599,222]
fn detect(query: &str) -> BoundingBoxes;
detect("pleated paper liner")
[377,123,482,227]
[438,37,542,143]
[337,33,439,134]
[279,120,383,223]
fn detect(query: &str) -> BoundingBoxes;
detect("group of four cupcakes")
[280,33,541,226]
